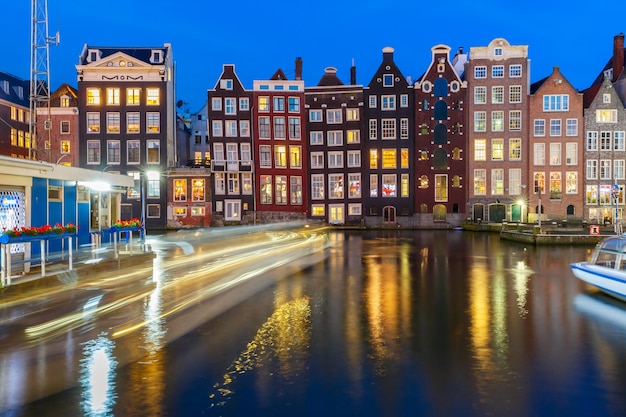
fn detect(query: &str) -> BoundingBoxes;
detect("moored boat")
[570,235,626,302]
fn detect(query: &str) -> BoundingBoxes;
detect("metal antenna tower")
[29,0,59,160]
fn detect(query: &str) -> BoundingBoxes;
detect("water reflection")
[79,334,117,416]
[209,296,312,408]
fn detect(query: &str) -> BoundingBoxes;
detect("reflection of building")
[466,38,530,222]
[305,66,364,225]
[414,45,468,225]
[0,71,30,159]
[76,44,176,231]
[364,47,415,226]
[528,67,584,223]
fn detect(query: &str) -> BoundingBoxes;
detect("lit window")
[107,88,120,105]
[258,96,270,112]
[87,88,100,105]
[127,88,140,105]
[382,149,397,168]
[106,112,120,133]
[146,112,160,133]
[146,88,160,105]
[127,112,140,133]
[87,112,100,133]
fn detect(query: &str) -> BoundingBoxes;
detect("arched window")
[422,99,429,111]
[434,100,448,121]
[434,124,447,144]
[433,148,448,170]
[434,78,448,97]
[452,148,461,160]
[419,175,429,188]
[420,203,428,213]
[433,204,447,221]
[383,206,396,223]
[452,175,461,188]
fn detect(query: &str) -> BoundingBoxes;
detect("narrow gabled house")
[582,76,626,225]
[528,67,584,224]
[38,83,79,166]
[167,114,211,229]
[76,44,176,231]
[363,47,414,226]
[0,71,30,159]
[466,38,530,222]
[305,65,364,225]
[252,60,307,223]
[414,45,468,227]
[208,64,254,225]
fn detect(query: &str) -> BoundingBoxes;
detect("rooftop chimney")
[613,33,624,82]
[295,57,303,80]
[350,58,356,85]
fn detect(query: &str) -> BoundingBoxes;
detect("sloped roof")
[79,45,170,65]
[530,75,550,94]
[582,81,605,109]
[0,71,29,107]
[50,83,78,107]
[316,68,345,87]
[270,69,288,80]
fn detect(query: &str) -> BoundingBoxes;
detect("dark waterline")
[5,230,626,417]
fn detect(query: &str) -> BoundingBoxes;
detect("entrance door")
[329,204,344,224]
[383,206,396,223]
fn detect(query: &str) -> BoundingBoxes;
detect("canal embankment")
[463,221,611,246]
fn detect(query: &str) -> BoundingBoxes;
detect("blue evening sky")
[1,0,623,113]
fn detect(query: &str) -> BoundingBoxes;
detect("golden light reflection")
[468,259,494,374]
[209,297,311,407]
[363,241,412,373]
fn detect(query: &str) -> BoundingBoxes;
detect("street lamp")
[537,174,545,229]
[613,181,622,235]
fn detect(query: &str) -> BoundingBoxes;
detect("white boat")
[570,235,626,302]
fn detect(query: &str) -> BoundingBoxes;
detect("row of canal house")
[207,34,626,227]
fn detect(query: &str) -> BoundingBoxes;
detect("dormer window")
[15,86,23,99]
[87,49,100,63]
[150,50,163,64]
[2,81,8,94]
[494,47,503,56]
[60,95,70,107]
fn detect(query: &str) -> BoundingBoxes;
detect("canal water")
[9,230,626,417]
